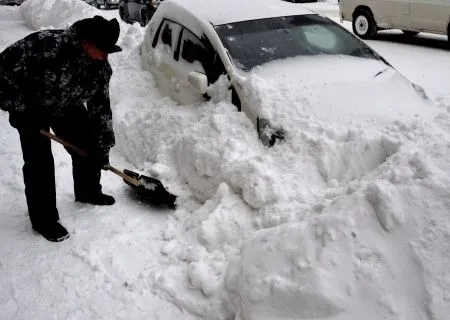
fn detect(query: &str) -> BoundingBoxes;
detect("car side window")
[155,20,182,58]
[161,23,172,47]
[179,28,208,74]
[175,27,227,85]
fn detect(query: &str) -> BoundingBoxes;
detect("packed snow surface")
[0,0,449,319]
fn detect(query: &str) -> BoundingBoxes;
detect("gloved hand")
[9,110,46,131]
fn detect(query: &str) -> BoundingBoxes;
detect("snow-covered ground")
[1,0,449,319]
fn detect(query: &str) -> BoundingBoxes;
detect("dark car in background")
[119,0,162,26]
[0,0,25,5]
[93,0,120,9]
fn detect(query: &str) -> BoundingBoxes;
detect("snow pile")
[20,0,98,29]
[226,215,354,320]
[105,7,449,319]
[20,0,128,31]
[148,112,450,319]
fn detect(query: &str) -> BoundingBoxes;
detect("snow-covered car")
[119,0,161,26]
[141,0,431,146]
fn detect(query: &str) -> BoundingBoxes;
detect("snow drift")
[21,0,97,30]
[20,0,127,31]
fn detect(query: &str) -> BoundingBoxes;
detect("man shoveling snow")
[0,15,122,242]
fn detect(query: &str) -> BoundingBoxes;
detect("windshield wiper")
[348,47,373,57]
[373,67,390,78]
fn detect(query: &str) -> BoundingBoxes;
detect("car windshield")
[215,14,379,71]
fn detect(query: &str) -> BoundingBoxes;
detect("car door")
[372,0,412,29]
[169,27,212,105]
[410,0,450,33]
[150,19,183,98]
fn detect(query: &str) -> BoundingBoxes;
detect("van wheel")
[352,10,377,39]
[402,30,419,37]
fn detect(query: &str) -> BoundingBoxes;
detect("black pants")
[17,107,102,228]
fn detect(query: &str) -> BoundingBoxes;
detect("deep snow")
[1,0,449,319]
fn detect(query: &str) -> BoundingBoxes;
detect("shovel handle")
[40,129,89,157]
[105,165,140,187]
[40,129,140,187]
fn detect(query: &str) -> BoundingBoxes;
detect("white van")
[339,0,450,41]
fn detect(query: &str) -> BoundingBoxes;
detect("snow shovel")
[39,129,177,209]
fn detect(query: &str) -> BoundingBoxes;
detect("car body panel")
[410,0,450,33]
[340,0,450,34]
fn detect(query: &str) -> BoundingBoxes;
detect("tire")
[119,7,130,23]
[95,1,101,9]
[402,30,419,37]
[141,11,150,27]
[448,24,450,48]
[352,10,377,39]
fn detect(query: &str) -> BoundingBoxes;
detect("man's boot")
[33,221,70,242]
[76,193,115,205]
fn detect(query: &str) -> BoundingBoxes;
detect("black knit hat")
[73,15,122,53]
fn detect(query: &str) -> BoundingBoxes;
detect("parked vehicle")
[140,0,431,146]
[339,0,450,41]
[94,0,120,9]
[119,0,161,27]
[0,0,25,5]
[284,0,317,3]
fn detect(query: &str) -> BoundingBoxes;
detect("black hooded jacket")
[0,24,115,154]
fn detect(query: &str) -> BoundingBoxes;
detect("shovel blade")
[123,169,177,209]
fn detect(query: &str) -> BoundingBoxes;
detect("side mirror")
[188,72,208,94]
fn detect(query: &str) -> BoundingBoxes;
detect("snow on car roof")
[161,0,316,25]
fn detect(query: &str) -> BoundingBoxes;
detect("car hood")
[236,55,437,130]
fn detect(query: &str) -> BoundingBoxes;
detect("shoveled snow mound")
[20,0,124,31]
[226,215,354,320]
[21,0,97,29]
[108,15,450,319]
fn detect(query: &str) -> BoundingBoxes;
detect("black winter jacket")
[0,26,115,154]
